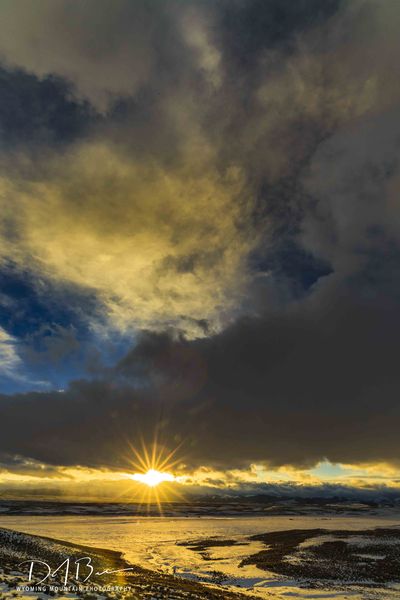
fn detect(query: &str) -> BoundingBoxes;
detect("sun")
[117,436,186,514]
[132,468,175,487]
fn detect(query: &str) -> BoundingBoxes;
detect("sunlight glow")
[132,468,175,487]
[120,436,185,513]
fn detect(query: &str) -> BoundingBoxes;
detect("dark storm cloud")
[0,0,197,111]
[0,453,70,479]
[0,0,342,106]
[1,272,400,471]
[0,66,96,148]
[216,0,342,68]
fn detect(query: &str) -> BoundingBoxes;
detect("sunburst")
[123,436,185,514]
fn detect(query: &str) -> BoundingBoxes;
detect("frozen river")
[0,514,399,599]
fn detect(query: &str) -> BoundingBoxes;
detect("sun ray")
[108,428,189,513]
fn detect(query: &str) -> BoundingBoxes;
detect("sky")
[1,0,400,500]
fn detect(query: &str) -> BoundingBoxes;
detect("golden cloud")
[0,143,256,334]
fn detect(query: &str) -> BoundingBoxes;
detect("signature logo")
[19,557,134,585]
